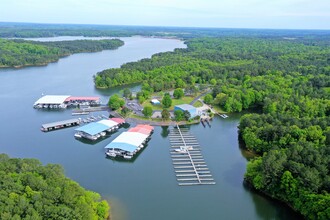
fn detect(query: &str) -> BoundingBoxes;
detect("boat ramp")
[169,125,216,186]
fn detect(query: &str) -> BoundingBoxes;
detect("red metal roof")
[128,127,151,135]
[65,96,100,102]
[110,118,125,124]
[136,124,154,131]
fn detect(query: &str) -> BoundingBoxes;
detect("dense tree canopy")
[0,38,124,68]
[0,154,110,220]
[94,35,330,219]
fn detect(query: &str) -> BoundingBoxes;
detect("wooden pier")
[169,125,216,186]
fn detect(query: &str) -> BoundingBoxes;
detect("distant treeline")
[95,36,330,219]
[0,154,110,220]
[1,22,330,40]
[0,38,124,68]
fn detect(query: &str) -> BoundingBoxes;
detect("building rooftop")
[42,118,80,129]
[65,96,100,102]
[34,95,70,105]
[175,104,196,111]
[75,122,110,136]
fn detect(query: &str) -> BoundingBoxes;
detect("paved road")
[189,89,211,105]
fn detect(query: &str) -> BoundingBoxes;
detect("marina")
[0,36,300,220]
[169,125,216,186]
[74,118,125,140]
[105,124,154,159]
[41,118,81,132]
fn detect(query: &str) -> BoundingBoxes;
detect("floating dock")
[74,118,125,140]
[41,118,80,132]
[105,125,154,159]
[169,125,216,186]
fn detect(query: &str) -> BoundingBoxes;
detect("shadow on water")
[243,182,304,220]
[160,126,170,138]
[104,143,150,163]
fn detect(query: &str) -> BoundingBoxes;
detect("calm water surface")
[0,36,301,220]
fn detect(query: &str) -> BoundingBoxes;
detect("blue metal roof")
[175,104,196,111]
[75,122,109,136]
[104,142,137,153]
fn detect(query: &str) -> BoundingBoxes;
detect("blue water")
[0,36,300,220]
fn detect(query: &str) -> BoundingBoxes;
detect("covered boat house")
[105,124,154,159]
[74,118,125,140]
[41,118,80,132]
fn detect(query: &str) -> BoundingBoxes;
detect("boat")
[105,151,117,157]
[174,149,187,153]
[74,132,82,138]
[72,112,89,115]
[124,155,133,159]
[100,132,106,137]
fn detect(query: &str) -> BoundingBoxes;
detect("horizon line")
[1,21,330,31]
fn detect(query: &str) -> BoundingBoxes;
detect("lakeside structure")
[34,95,101,109]
[105,124,154,159]
[174,104,199,118]
[74,118,125,141]
[41,118,81,132]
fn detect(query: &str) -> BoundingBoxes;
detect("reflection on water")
[0,37,301,220]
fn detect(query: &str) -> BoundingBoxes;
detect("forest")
[0,154,109,220]
[95,36,330,219]
[0,38,123,68]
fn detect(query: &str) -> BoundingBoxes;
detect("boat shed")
[41,118,80,132]
[34,95,70,108]
[64,96,101,106]
[174,104,198,118]
[104,124,154,159]
[74,118,124,140]
[105,132,149,153]
[76,123,109,136]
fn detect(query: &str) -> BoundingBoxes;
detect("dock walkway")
[169,125,216,186]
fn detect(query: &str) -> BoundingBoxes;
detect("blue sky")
[1,0,329,29]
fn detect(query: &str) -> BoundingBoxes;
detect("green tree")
[183,110,191,120]
[174,110,184,121]
[204,94,213,104]
[0,154,110,220]
[123,88,132,99]
[210,78,217,86]
[162,93,172,109]
[142,106,153,118]
[161,109,171,120]
[108,94,125,110]
[173,88,184,99]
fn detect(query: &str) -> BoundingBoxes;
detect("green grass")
[193,100,203,108]
[323,87,330,94]
[212,105,227,114]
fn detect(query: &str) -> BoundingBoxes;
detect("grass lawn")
[193,100,203,108]
[141,95,196,111]
[212,105,227,114]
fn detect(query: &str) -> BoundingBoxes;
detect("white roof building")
[34,95,70,105]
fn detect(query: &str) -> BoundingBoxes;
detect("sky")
[1,0,330,29]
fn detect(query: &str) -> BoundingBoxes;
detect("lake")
[0,36,301,220]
